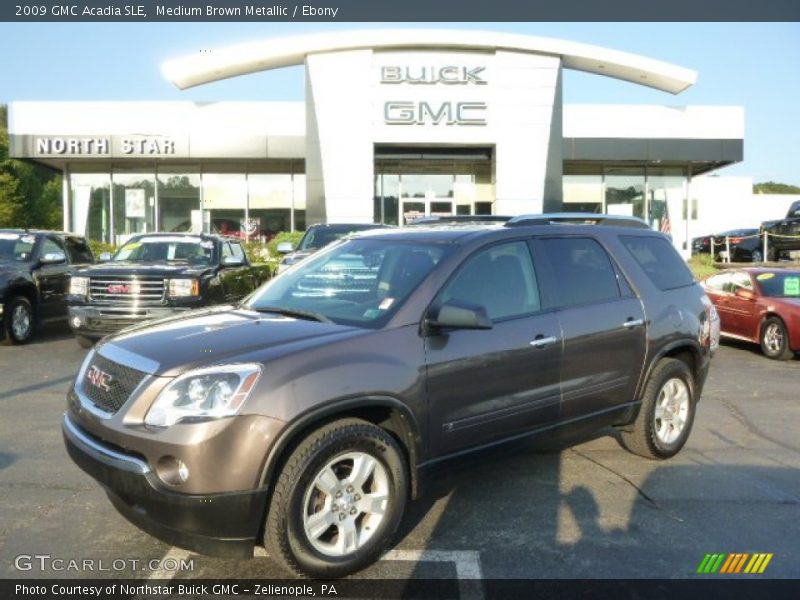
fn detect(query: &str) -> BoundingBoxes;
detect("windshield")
[246,238,447,327]
[0,233,36,263]
[298,227,363,251]
[756,272,800,298]
[113,236,214,264]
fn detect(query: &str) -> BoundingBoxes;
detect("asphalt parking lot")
[1,324,798,583]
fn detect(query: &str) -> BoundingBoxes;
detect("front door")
[425,240,562,457]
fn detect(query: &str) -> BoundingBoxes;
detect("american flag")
[660,202,671,234]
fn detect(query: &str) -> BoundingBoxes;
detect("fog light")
[157,456,189,486]
[71,316,82,328]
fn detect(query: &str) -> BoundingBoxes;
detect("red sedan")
[702,268,800,360]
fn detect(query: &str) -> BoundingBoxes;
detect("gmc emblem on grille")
[86,365,113,392]
[107,284,131,294]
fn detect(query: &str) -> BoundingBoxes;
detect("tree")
[0,104,63,229]
[753,181,800,194]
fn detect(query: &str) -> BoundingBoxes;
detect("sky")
[1,21,798,185]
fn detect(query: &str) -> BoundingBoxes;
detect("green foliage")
[0,104,63,230]
[267,231,304,259]
[88,240,117,259]
[754,181,800,194]
[244,240,272,265]
[688,254,718,279]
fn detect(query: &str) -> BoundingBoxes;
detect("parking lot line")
[381,549,483,580]
[148,546,194,580]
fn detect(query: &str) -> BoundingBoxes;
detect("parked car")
[712,228,761,262]
[760,200,800,261]
[702,267,800,360]
[1,230,94,344]
[63,217,716,577]
[276,223,389,274]
[67,233,271,347]
[693,229,762,262]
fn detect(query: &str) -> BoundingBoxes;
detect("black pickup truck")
[761,200,800,260]
[1,230,95,345]
[67,233,271,347]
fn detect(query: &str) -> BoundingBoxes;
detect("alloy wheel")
[302,451,390,557]
[654,377,690,445]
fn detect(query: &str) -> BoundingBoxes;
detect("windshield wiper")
[251,306,332,323]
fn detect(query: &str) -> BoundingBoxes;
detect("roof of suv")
[355,218,661,244]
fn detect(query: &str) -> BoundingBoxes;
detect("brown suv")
[62,217,716,577]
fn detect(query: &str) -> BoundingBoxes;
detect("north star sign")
[381,65,488,126]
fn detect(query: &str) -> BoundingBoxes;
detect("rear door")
[425,239,563,457]
[36,236,71,319]
[535,236,647,421]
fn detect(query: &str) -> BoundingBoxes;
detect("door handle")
[622,318,645,329]
[529,335,558,348]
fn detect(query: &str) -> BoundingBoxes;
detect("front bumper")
[62,412,267,557]
[68,305,192,338]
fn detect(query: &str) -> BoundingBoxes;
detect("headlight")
[70,276,89,296]
[144,364,261,427]
[167,278,199,297]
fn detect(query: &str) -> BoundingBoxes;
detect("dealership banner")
[3,579,800,599]
[2,0,800,21]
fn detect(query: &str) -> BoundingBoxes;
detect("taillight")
[729,237,743,244]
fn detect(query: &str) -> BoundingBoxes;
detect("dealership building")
[8,29,745,255]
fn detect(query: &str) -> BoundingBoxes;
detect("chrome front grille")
[89,277,165,305]
[80,352,148,415]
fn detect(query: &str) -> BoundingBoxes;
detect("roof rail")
[505,213,652,230]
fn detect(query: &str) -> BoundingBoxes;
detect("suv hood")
[97,306,362,377]
[77,261,212,278]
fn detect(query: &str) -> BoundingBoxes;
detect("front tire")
[2,296,34,345]
[264,418,408,578]
[760,316,794,360]
[619,358,696,459]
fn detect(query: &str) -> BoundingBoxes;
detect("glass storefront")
[68,162,305,243]
[374,153,494,225]
[112,170,157,242]
[158,169,201,234]
[70,173,112,243]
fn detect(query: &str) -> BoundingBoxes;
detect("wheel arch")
[258,396,423,503]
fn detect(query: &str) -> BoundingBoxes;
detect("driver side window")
[438,241,540,322]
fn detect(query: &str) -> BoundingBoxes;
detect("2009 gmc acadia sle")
[62,216,718,577]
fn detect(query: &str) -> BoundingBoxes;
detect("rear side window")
[620,235,694,291]
[539,237,620,307]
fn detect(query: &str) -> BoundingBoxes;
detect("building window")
[112,170,157,242]
[563,174,603,213]
[157,169,200,234]
[70,173,111,243]
[201,173,247,238]
[248,173,293,241]
[605,167,645,220]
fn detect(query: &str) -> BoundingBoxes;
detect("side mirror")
[222,255,245,267]
[98,252,113,262]
[276,242,294,254]
[425,299,492,333]
[40,251,67,265]
[734,287,755,301]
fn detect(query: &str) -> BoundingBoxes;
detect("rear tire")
[619,358,696,459]
[750,249,763,263]
[760,316,794,361]
[264,418,408,578]
[2,296,35,345]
